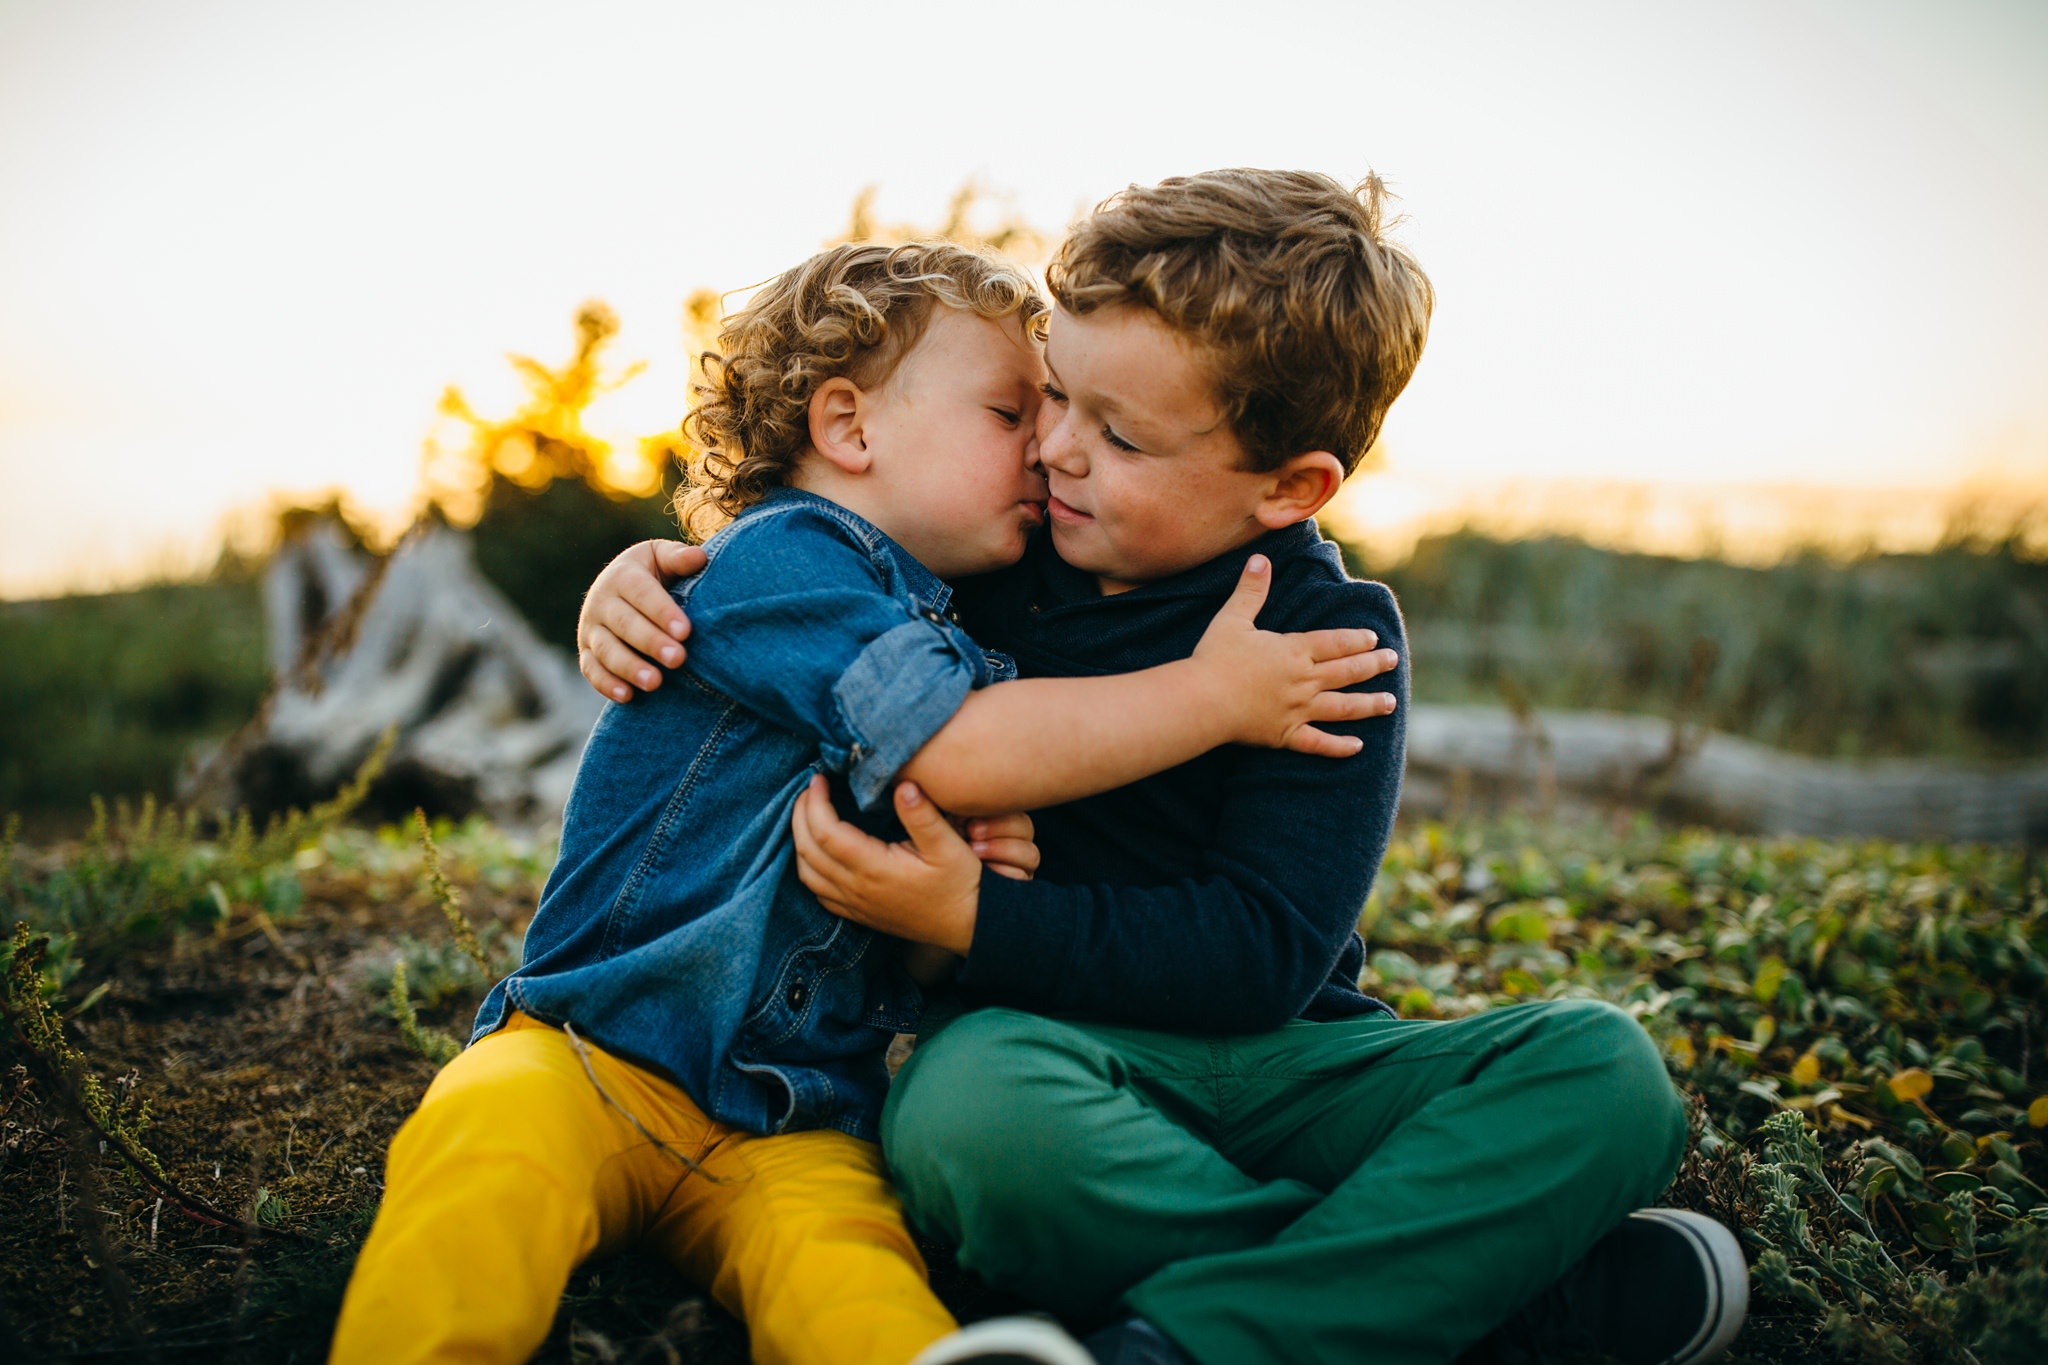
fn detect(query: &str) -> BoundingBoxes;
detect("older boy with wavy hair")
[583,170,1748,1365]
[332,238,1393,1365]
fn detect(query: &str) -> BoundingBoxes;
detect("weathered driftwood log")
[186,519,601,827]
[1403,703,2048,845]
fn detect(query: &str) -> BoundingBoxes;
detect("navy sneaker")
[1467,1208,1749,1365]
[911,1315,1098,1365]
[1081,1317,1196,1365]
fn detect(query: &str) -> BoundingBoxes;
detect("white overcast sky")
[1,0,2044,594]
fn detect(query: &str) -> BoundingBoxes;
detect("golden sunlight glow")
[0,1,2043,596]
[1323,471,2048,567]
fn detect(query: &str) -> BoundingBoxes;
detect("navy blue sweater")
[950,519,1404,1034]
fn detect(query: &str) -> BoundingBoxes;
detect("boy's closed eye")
[1039,378,1139,454]
[1099,423,1140,453]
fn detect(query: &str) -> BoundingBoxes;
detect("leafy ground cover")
[1364,819,2048,1361]
[2,805,2045,1362]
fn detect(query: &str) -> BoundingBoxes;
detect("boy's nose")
[1037,414,1085,476]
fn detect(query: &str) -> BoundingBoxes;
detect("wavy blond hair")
[676,241,1046,541]
[1047,168,1434,475]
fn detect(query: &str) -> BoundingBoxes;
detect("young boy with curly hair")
[329,240,1393,1365]
[584,170,1750,1365]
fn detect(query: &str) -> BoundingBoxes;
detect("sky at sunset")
[1,0,2044,596]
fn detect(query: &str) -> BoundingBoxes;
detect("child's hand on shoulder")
[1192,554,1400,757]
[577,539,705,702]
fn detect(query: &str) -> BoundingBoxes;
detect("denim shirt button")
[787,979,807,1010]
[921,607,943,624]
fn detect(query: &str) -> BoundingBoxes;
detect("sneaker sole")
[1632,1209,1750,1365]
[910,1315,1099,1365]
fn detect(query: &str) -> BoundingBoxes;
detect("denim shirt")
[472,489,1013,1139]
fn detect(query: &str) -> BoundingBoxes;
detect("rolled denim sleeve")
[831,619,978,809]
[678,506,988,811]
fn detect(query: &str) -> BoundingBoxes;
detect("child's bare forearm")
[898,662,1229,816]
[898,557,1389,816]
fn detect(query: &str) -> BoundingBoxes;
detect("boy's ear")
[808,377,871,475]
[1254,451,1345,529]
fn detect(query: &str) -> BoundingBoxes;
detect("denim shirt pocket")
[739,913,872,1052]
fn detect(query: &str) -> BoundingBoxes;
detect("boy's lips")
[1019,500,1047,528]
[1047,495,1093,525]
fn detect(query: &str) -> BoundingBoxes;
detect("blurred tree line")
[1363,521,2048,761]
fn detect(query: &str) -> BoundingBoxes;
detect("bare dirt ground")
[0,844,1025,1364]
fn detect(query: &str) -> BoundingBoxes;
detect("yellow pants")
[330,1012,956,1365]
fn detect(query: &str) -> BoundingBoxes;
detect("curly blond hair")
[676,241,1046,541]
[1047,169,1434,475]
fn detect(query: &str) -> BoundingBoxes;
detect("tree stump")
[185,517,602,828]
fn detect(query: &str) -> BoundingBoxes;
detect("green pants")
[883,999,1687,1365]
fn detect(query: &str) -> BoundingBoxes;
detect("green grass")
[1366,528,2048,760]
[1364,816,2048,1361]
[0,579,269,818]
[5,809,2046,1359]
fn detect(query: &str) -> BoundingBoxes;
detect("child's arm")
[795,583,1410,1033]
[577,539,1392,815]
[681,519,1395,820]
[577,540,702,702]
[890,808,1036,980]
[795,778,987,955]
[892,554,1391,816]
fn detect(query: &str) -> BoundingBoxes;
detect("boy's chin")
[952,540,1032,578]
[1048,521,1113,573]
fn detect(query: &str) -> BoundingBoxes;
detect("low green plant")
[386,959,460,1067]
[1946,1220,2048,1364]
[1,922,164,1183]
[378,808,511,1068]
[0,731,392,990]
[415,807,491,977]
[2,737,399,1225]
[1361,816,2048,1360]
